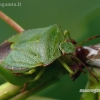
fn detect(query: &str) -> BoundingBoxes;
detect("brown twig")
[0,11,24,33]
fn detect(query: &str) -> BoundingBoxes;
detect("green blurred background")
[0,0,100,100]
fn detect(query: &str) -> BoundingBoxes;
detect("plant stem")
[10,77,58,100]
[0,11,24,33]
[0,61,66,99]
[0,82,22,100]
[80,67,100,100]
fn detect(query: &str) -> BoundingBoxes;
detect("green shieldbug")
[0,24,76,74]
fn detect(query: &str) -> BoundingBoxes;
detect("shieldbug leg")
[58,58,75,75]
[29,67,46,82]
[64,30,78,45]
[24,69,36,75]
[21,68,45,92]
[20,82,29,92]
[74,56,100,82]
[0,11,24,33]
[64,30,72,42]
